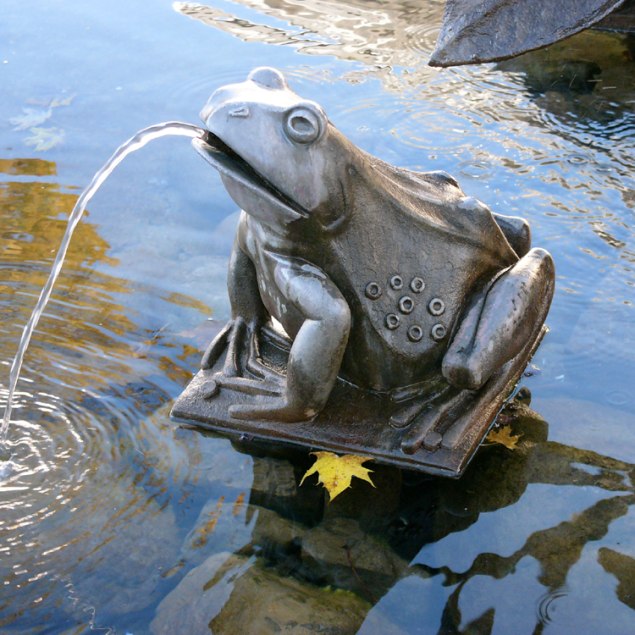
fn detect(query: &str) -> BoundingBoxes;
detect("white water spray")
[0,121,205,459]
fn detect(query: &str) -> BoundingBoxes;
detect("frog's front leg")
[229,262,351,423]
[201,244,266,386]
[442,248,555,390]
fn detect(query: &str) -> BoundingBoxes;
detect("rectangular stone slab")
[171,326,546,478]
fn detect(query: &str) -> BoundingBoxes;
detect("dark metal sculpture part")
[595,0,635,31]
[172,67,556,477]
[429,0,628,67]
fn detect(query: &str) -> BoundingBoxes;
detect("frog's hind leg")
[229,262,351,423]
[442,248,555,391]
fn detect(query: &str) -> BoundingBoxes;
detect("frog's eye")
[284,105,325,145]
[248,67,287,90]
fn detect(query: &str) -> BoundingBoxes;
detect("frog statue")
[172,67,555,477]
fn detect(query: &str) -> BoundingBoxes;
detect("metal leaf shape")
[429,0,627,67]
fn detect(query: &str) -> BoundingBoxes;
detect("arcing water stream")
[0,121,205,460]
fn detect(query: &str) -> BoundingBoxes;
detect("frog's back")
[328,158,519,391]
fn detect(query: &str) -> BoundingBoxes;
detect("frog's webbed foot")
[397,386,476,454]
[201,316,251,376]
[200,317,284,399]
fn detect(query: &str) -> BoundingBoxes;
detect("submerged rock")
[300,517,411,599]
[598,548,635,611]
[152,552,373,634]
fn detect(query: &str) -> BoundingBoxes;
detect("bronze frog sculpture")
[173,67,555,476]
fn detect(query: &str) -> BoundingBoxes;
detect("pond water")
[1,1,634,633]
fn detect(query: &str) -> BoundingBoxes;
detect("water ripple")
[536,588,569,624]
[0,389,108,517]
[0,233,209,628]
[0,374,192,627]
[401,22,441,58]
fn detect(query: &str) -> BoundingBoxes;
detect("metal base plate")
[171,326,546,478]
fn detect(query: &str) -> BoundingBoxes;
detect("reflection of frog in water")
[193,67,554,440]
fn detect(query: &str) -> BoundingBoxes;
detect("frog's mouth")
[193,132,309,222]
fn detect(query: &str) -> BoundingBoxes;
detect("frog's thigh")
[274,261,352,414]
[442,248,555,390]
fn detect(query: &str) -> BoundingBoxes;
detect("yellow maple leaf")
[486,425,522,450]
[300,451,375,502]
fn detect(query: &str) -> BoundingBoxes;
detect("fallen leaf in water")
[485,425,522,450]
[300,451,375,502]
[24,127,65,151]
[10,107,52,131]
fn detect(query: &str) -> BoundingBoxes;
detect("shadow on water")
[149,391,635,634]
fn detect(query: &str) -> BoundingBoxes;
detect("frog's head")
[194,67,352,230]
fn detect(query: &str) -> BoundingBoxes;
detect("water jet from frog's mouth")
[0,121,206,459]
[193,131,310,221]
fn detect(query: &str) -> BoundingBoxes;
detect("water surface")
[1,1,634,633]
